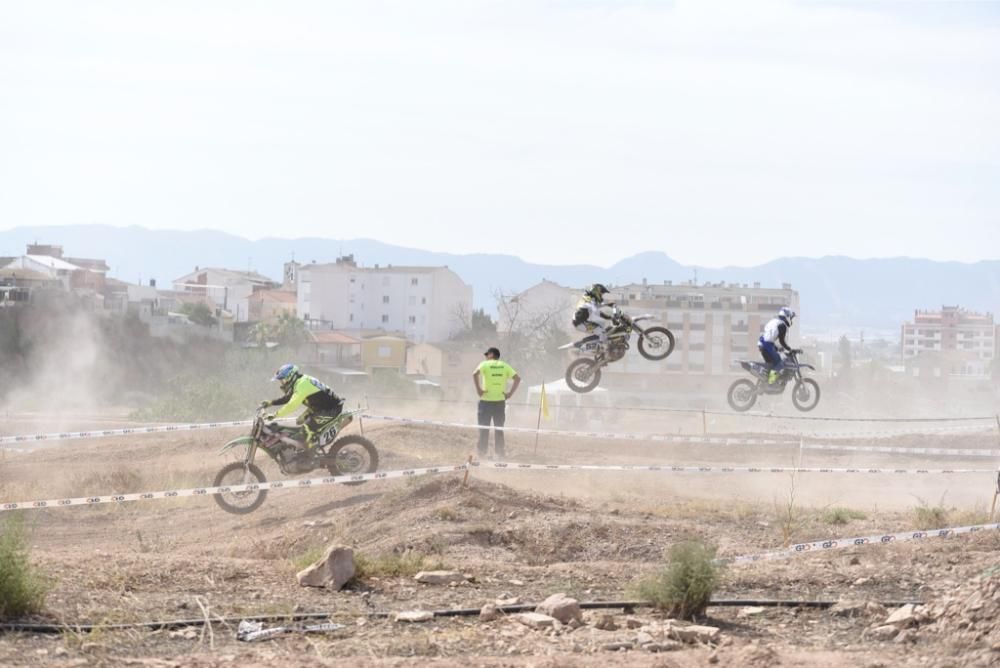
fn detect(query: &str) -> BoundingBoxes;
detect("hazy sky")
[2,1,998,267]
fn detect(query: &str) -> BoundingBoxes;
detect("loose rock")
[480,604,500,621]
[414,570,467,585]
[395,610,434,623]
[296,545,355,590]
[670,624,720,644]
[518,612,557,629]
[535,593,583,624]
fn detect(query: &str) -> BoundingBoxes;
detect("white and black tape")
[726,522,1000,565]
[471,461,997,475]
[0,464,468,513]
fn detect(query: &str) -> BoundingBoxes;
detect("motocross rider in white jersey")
[758,307,797,384]
[572,284,613,345]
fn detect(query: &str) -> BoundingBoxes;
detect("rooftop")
[309,330,361,345]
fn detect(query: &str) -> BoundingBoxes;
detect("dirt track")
[2,414,1000,666]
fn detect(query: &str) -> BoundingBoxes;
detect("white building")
[501,279,800,382]
[296,255,473,343]
[172,267,278,322]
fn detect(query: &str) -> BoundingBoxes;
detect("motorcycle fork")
[244,440,259,468]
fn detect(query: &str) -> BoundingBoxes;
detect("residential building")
[306,330,362,368]
[500,279,800,390]
[406,341,483,400]
[901,306,996,379]
[2,244,109,292]
[296,255,473,343]
[360,334,408,374]
[0,267,60,304]
[248,289,297,323]
[610,280,800,382]
[172,267,278,322]
[497,279,578,335]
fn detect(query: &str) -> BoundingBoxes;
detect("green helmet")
[586,283,610,303]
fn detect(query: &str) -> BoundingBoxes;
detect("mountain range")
[3,224,999,336]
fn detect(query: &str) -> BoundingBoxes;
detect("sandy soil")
[1,415,999,667]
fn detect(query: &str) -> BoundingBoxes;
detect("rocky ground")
[1,417,999,666]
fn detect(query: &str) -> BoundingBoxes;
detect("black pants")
[302,401,344,447]
[477,400,506,456]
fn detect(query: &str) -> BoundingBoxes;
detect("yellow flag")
[540,382,550,420]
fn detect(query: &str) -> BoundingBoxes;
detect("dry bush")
[823,507,867,525]
[353,551,446,579]
[0,515,49,620]
[630,541,721,620]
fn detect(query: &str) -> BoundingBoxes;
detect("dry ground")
[1,413,999,667]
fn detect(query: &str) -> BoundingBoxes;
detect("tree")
[180,302,217,328]
[450,307,497,342]
[247,313,308,347]
[837,335,852,377]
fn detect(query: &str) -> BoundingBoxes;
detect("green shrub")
[353,551,445,579]
[290,545,326,571]
[913,497,950,528]
[823,507,867,525]
[0,516,49,620]
[630,541,721,620]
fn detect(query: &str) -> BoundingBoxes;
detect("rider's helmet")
[273,363,302,392]
[586,283,610,304]
[778,307,796,327]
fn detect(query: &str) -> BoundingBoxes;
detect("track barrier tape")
[471,461,997,475]
[363,394,995,423]
[0,420,255,446]
[724,522,1000,565]
[2,411,993,448]
[0,465,468,512]
[365,415,1000,457]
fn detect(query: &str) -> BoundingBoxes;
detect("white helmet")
[778,307,796,326]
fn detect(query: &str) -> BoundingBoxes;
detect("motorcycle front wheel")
[212,462,268,515]
[565,358,602,393]
[637,326,676,361]
[727,379,758,412]
[326,435,380,486]
[791,379,821,412]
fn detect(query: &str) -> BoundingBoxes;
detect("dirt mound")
[918,569,1000,652]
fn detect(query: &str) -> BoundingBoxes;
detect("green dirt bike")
[212,407,379,514]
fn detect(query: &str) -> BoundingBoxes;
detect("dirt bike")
[559,304,675,393]
[212,407,379,514]
[727,349,821,412]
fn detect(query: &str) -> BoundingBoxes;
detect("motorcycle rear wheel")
[792,379,821,412]
[212,462,268,515]
[565,358,602,393]
[637,326,676,361]
[326,435,380,486]
[727,379,757,412]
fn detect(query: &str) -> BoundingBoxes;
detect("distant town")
[2,242,996,403]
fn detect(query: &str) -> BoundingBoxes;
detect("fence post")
[462,455,473,488]
[702,408,708,436]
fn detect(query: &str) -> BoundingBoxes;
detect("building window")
[421,297,427,305]
[411,277,419,286]
[382,295,390,304]
[408,315,416,324]
[349,313,354,322]
[381,314,389,323]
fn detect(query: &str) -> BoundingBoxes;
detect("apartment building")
[296,255,473,343]
[172,267,278,322]
[901,306,996,379]
[500,279,800,386]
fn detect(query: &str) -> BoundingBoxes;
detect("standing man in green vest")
[472,347,521,460]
